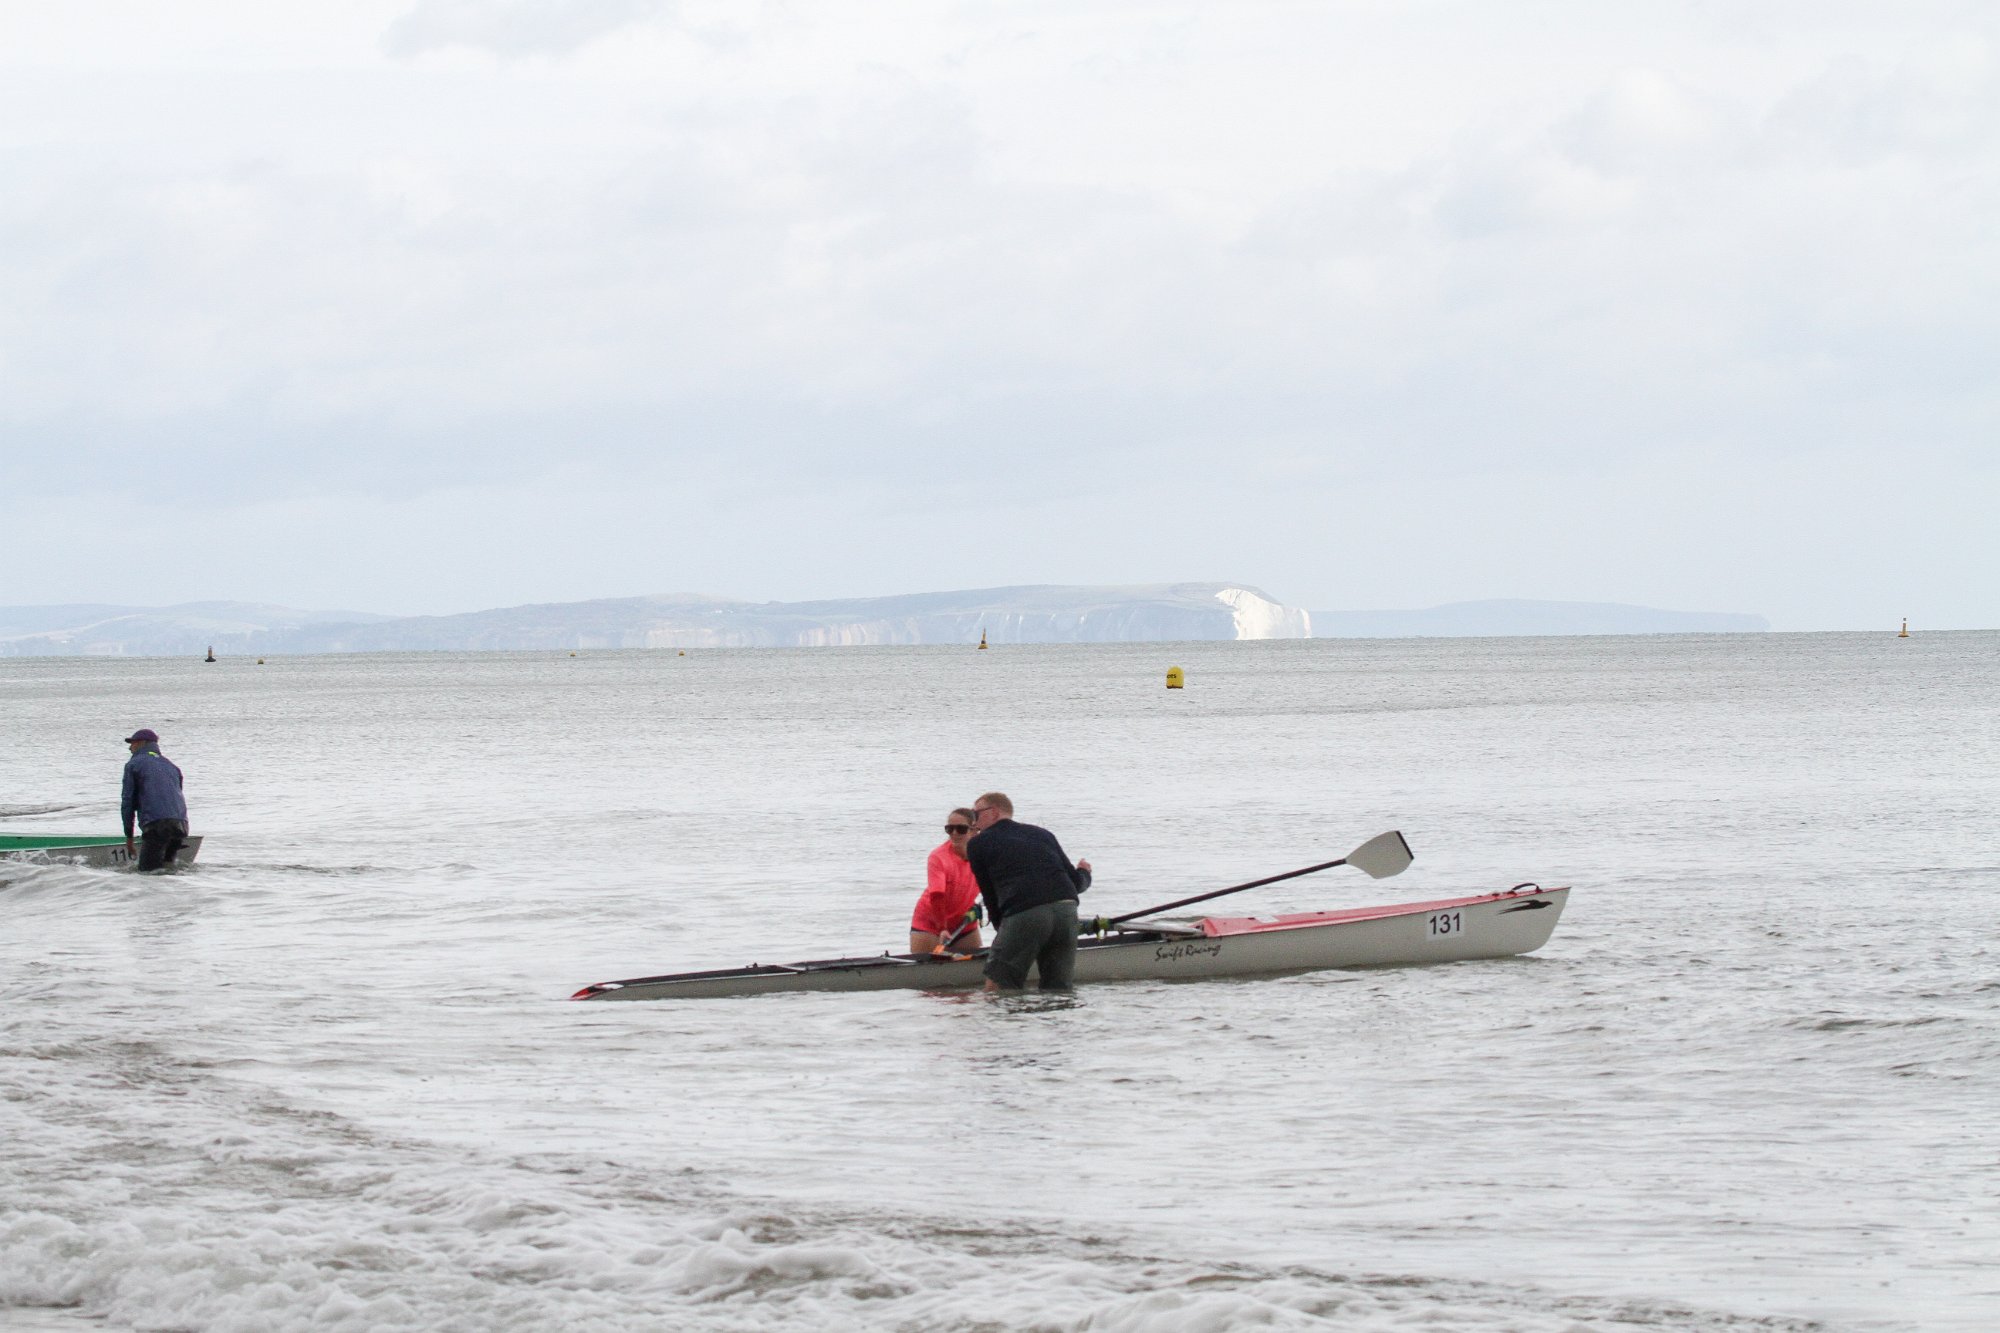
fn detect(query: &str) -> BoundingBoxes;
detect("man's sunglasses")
[945,823,972,834]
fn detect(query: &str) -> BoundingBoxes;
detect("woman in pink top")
[910,807,984,955]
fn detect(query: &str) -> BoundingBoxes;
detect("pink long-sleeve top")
[910,841,980,936]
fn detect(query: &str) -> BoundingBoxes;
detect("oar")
[1096,830,1413,930]
[931,905,985,956]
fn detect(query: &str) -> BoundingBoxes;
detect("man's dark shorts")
[138,819,189,872]
[984,898,1080,990]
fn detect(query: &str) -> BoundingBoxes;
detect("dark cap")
[124,728,159,744]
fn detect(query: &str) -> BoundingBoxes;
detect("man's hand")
[1077,859,1091,873]
[125,837,135,854]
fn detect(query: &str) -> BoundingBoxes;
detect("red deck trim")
[1199,886,1564,937]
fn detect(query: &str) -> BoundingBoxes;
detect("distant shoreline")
[0,588,1792,657]
[15,626,1973,667]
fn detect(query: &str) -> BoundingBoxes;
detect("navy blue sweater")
[966,818,1090,925]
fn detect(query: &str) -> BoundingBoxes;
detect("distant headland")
[0,588,1769,657]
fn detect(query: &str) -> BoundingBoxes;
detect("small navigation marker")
[978,629,988,650]
[204,646,216,663]
[1166,665,1185,689]
[1898,617,1910,638]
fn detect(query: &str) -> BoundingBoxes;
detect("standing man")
[965,792,1091,992]
[121,728,189,871]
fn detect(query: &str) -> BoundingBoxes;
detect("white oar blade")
[1346,830,1413,879]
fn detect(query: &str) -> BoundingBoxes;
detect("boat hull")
[574,885,1568,1001]
[0,834,204,869]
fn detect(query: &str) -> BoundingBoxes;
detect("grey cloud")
[6,88,1986,515]
[1553,68,1725,175]
[1763,51,2000,165]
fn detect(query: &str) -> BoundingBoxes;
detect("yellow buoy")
[1898,618,1910,638]
[256,658,265,665]
[978,629,988,650]
[1166,665,1184,689]
[678,650,686,656]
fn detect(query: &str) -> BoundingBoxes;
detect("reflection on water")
[985,991,1086,1016]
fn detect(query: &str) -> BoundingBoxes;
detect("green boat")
[0,833,203,869]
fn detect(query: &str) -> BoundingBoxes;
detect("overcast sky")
[3,2,1994,629]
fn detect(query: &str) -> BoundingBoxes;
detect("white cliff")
[1214,587,1312,640]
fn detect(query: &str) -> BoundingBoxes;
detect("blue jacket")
[966,818,1090,925]
[121,748,187,835]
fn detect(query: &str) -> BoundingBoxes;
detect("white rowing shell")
[573,885,1568,1001]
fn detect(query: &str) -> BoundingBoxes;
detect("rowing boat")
[571,883,1568,1001]
[0,833,205,869]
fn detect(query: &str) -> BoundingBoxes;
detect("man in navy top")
[965,791,1091,991]
[121,727,190,871]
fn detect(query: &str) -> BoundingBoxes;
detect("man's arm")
[1043,828,1092,893]
[966,838,1002,926]
[120,762,139,840]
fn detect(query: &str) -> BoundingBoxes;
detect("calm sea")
[3,634,1995,1331]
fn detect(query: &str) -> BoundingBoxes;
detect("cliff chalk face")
[1215,587,1311,640]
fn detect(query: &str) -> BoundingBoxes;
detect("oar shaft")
[938,906,981,951]
[1103,856,1350,927]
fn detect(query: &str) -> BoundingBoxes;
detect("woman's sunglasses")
[945,823,972,834]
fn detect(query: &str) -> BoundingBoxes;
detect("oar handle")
[937,905,983,951]
[1102,856,1350,927]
